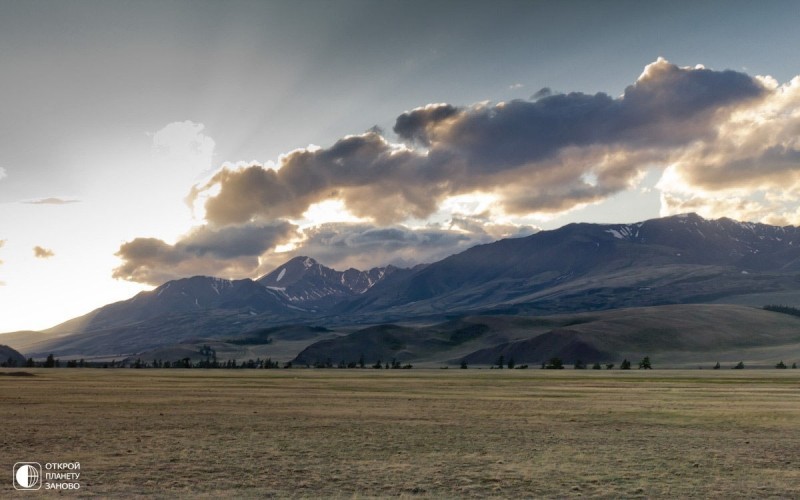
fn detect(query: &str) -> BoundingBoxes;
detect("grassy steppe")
[1,369,799,498]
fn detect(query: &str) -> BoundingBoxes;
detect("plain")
[1,369,799,498]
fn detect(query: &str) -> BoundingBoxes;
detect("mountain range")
[4,213,800,366]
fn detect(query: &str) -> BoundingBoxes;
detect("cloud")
[33,246,55,259]
[531,87,553,100]
[189,58,767,226]
[113,222,297,285]
[152,121,215,172]
[119,58,800,283]
[24,198,80,205]
[0,240,5,285]
[657,73,800,223]
[114,217,538,284]
[258,220,538,272]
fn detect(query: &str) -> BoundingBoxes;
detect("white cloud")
[657,73,800,224]
[0,239,5,285]
[151,120,216,180]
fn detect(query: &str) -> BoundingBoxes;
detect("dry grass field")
[1,368,799,498]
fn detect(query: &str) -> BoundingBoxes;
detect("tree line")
[459,355,652,370]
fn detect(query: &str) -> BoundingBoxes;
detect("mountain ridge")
[5,212,800,362]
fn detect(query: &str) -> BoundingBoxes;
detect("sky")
[2,0,800,332]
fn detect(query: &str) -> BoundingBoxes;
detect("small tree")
[620,359,631,370]
[776,360,788,369]
[574,359,586,369]
[713,361,721,369]
[638,356,652,369]
[733,361,745,369]
[793,362,797,369]
[496,355,505,369]
[592,362,601,370]
[44,354,55,368]
[605,363,615,370]
[545,357,564,369]
[460,359,468,369]
[507,357,515,369]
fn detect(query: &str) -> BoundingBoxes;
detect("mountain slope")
[84,276,300,332]
[337,213,800,318]
[0,344,27,366]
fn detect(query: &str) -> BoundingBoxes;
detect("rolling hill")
[294,304,800,367]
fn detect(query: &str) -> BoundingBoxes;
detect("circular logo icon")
[13,463,41,490]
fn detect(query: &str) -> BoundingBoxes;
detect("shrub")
[620,359,631,370]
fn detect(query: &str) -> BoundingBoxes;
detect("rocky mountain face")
[257,256,402,309]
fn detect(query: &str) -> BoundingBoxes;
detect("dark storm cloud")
[179,222,296,259]
[191,59,767,225]
[393,103,459,146]
[396,58,765,162]
[531,87,553,100]
[113,222,297,285]
[191,132,447,225]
